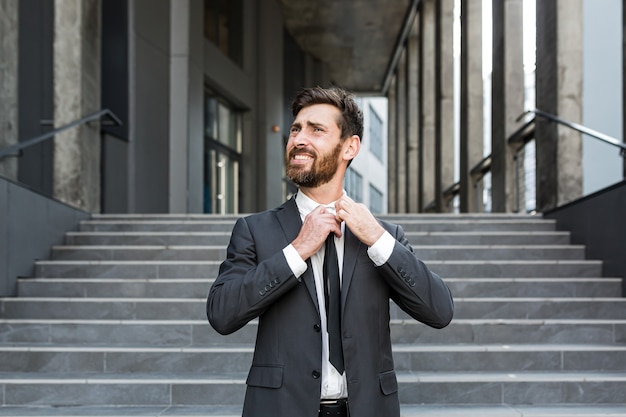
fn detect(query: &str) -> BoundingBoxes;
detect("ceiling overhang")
[279,0,416,95]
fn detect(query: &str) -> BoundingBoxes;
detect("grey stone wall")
[53,0,102,212]
[0,177,89,296]
[0,0,19,180]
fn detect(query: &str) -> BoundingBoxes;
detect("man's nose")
[291,130,309,146]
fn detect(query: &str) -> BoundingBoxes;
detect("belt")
[319,398,348,417]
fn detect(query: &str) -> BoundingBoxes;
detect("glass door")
[204,89,241,214]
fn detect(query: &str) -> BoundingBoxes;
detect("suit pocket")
[246,365,284,389]
[378,370,398,395]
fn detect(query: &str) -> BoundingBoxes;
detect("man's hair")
[291,86,364,142]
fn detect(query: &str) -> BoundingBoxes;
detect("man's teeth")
[294,155,312,160]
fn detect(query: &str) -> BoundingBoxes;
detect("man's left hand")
[335,195,385,247]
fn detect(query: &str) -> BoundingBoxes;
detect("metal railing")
[436,108,626,213]
[0,109,123,161]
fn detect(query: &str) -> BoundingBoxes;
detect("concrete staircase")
[1,213,625,416]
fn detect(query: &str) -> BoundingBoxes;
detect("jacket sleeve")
[206,216,300,335]
[377,222,454,329]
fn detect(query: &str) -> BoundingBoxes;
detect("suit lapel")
[274,197,320,313]
[341,227,362,314]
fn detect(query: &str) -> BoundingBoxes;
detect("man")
[207,86,454,417]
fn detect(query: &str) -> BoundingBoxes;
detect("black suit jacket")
[207,197,454,417]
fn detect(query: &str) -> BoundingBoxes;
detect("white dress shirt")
[282,191,395,399]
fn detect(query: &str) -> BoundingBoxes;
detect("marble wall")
[53,0,102,212]
[0,0,18,180]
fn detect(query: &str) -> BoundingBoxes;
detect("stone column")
[459,0,484,212]
[436,0,455,212]
[170,0,192,213]
[53,0,101,212]
[407,18,420,213]
[536,0,583,211]
[420,0,437,211]
[395,49,408,213]
[491,0,525,212]
[0,0,19,180]
[387,76,398,213]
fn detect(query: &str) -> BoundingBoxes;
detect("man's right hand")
[291,205,342,260]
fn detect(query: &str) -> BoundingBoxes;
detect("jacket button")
[313,324,321,332]
[312,370,321,379]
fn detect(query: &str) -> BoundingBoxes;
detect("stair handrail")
[440,108,625,212]
[0,109,123,161]
[514,108,626,157]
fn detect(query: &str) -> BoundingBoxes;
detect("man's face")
[286,104,344,188]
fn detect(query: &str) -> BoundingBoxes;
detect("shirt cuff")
[367,231,395,266]
[283,244,307,279]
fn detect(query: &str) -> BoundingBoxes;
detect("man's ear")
[343,135,361,162]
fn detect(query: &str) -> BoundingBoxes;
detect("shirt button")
[312,370,321,379]
[313,324,321,332]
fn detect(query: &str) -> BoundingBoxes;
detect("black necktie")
[323,234,344,374]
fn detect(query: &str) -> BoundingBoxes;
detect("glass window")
[369,184,384,214]
[345,168,363,203]
[369,105,383,161]
[204,0,243,66]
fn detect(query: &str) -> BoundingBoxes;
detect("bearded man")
[207,86,454,417]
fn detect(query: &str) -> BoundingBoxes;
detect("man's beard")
[286,143,342,188]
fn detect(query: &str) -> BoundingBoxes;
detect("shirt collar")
[295,189,346,218]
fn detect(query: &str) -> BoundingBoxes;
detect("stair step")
[1,404,626,417]
[0,344,624,373]
[33,259,603,278]
[49,244,586,261]
[2,297,625,320]
[0,371,624,406]
[65,231,232,246]
[1,319,624,345]
[65,230,571,246]
[78,219,556,233]
[17,277,622,298]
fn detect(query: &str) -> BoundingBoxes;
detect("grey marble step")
[16,277,622,298]
[2,297,625,320]
[65,230,572,246]
[1,404,626,417]
[92,213,539,221]
[33,259,603,278]
[49,244,586,261]
[65,231,232,246]
[1,319,624,346]
[0,371,624,407]
[0,344,624,373]
[78,219,557,233]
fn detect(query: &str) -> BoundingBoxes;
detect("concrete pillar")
[0,0,19,180]
[459,0,484,213]
[436,0,455,212]
[420,0,437,211]
[536,0,584,211]
[53,0,102,212]
[407,18,420,213]
[186,0,204,213]
[387,76,398,213]
[396,49,408,213]
[622,0,626,179]
[491,0,525,212]
[169,0,204,213]
[257,0,284,210]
